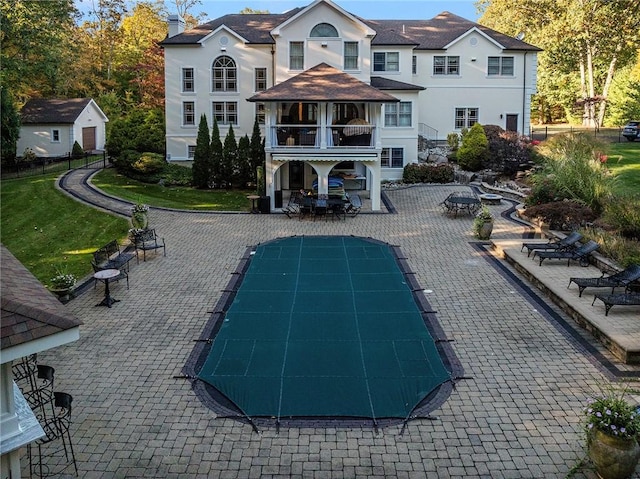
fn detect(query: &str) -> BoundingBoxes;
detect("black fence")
[530,126,627,143]
[1,152,109,180]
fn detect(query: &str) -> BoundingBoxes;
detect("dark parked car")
[622,121,640,141]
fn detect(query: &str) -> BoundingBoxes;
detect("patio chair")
[283,192,302,219]
[522,231,583,257]
[133,228,166,263]
[592,292,640,316]
[537,240,599,266]
[313,196,328,221]
[346,194,362,217]
[569,264,640,297]
[90,261,129,289]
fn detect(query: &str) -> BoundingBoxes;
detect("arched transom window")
[212,55,237,92]
[310,23,338,37]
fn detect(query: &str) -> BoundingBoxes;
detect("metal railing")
[1,152,109,180]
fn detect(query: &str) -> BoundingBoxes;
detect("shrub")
[525,176,565,206]
[482,124,535,176]
[161,163,192,186]
[132,152,166,175]
[580,227,640,268]
[601,194,640,241]
[456,123,488,172]
[402,163,454,184]
[446,132,460,151]
[71,141,84,158]
[524,200,597,231]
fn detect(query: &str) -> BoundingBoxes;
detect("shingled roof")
[248,63,399,102]
[370,77,425,91]
[1,245,82,356]
[20,98,93,124]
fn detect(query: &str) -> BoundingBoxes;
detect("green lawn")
[92,168,254,211]
[607,141,640,196]
[0,173,130,286]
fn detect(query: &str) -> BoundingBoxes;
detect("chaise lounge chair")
[592,292,640,316]
[568,264,640,297]
[536,240,599,266]
[521,231,583,257]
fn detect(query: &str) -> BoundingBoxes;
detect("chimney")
[168,15,185,38]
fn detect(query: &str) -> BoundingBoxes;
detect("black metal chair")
[313,196,328,221]
[133,228,166,263]
[283,191,302,218]
[592,292,640,316]
[23,365,55,414]
[29,392,78,478]
[522,231,583,257]
[569,264,640,297]
[536,240,600,266]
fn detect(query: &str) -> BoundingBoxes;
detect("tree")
[222,125,237,188]
[249,117,264,184]
[478,0,640,126]
[236,135,252,188]
[0,87,20,164]
[210,118,223,188]
[192,115,212,189]
[605,57,640,126]
[456,123,488,172]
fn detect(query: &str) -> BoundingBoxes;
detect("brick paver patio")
[31,169,640,478]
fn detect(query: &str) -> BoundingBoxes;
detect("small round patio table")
[94,269,121,308]
[247,195,260,214]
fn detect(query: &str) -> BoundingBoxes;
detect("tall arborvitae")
[210,117,223,188]
[249,116,263,184]
[236,135,252,188]
[192,114,212,188]
[222,124,237,189]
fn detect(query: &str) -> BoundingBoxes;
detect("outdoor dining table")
[441,194,481,218]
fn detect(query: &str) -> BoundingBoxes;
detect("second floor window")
[213,101,237,125]
[434,56,459,75]
[182,68,194,92]
[373,52,399,72]
[212,56,237,92]
[344,42,358,70]
[455,107,478,129]
[183,102,195,126]
[412,56,417,74]
[488,56,514,76]
[310,23,338,37]
[255,68,267,91]
[384,102,412,127]
[290,42,304,70]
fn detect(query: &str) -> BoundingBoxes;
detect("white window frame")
[381,147,404,168]
[289,42,304,70]
[487,56,514,76]
[255,68,267,92]
[182,101,195,126]
[188,145,196,159]
[51,129,60,143]
[255,103,266,124]
[455,107,479,129]
[373,52,399,72]
[384,102,412,127]
[412,55,417,75]
[212,101,238,125]
[344,42,358,70]
[182,67,194,92]
[212,56,237,92]
[433,56,460,75]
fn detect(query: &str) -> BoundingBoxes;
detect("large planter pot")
[49,287,73,302]
[588,429,640,479]
[475,220,494,240]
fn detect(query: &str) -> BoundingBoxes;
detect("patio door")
[289,161,304,189]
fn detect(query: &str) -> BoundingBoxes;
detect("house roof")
[1,245,82,359]
[248,63,399,102]
[370,77,425,91]
[20,98,97,124]
[161,3,540,52]
[364,12,541,51]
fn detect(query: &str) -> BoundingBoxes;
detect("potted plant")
[473,205,494,240]
[49,271,77,301]
[131,203,149,229]
[584,390,640,479]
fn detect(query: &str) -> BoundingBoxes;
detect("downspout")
[522,51,527,135]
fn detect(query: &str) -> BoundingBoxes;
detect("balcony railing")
[269,125,377,149]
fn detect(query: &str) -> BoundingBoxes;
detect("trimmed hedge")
[403,163,455,184]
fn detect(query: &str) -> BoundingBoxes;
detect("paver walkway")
[34,166,640,478]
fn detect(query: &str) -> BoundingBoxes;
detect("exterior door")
[82,126,96,151]
[506,114,518,132]
[289,161,304,189]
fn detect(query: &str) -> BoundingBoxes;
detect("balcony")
[269,124,377,150]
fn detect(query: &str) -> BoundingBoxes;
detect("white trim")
[444,26,505,50]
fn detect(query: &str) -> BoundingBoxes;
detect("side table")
[247,195,260,213]
[93,269,121,308]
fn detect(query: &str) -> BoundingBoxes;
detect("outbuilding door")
[82,127,96,151]
[506,114,518,132]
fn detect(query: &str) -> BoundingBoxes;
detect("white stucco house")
[17,98,108,158]
[161,0,540,211]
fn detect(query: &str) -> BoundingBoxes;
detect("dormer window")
[310,23,338,37]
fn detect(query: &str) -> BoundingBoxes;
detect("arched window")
[212,56,237,92]
[310,23,338,37]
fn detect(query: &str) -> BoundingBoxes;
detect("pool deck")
[30,167,640,478]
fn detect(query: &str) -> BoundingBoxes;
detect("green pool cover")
[197,236,452,420]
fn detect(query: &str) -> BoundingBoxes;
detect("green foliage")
[72,141,84,158]
[131,152,166,175]
[579,227,640,268]
[249,117,264,184]
[601,194,640,241]
[161,163,192,187]
[524,200,597,230]
[106,108,165,158]
[0,87,20,163]
[210,118,223,188]
[192,114,212,189]
[402,163,455,184]
[482,124,536,176]
[236,135,252,188]
[532,133,612,212]
[604,62,640,127]
[446,132,460,151]
[222,125,237,188]
[456,123,488,172]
